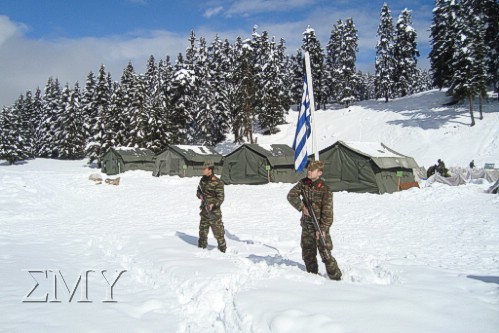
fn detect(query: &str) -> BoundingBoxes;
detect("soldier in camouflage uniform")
[196,160,227,253]
[287,160,342,280]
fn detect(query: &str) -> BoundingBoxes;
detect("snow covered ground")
[1,90,498,332]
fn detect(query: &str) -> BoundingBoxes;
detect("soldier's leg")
[211,218,226,253]
[301,226,318,274]
[198,216,210,249]
[324,256,342,281]
[318,232,342,281]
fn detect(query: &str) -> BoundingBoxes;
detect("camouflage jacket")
[196,175,224,210]
[287,177,333,230]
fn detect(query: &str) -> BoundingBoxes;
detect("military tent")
[426,173,467,187]
[152,145,223,177]
[486,180,499,194]
[101,147,155,175]
[448,167,499,183]
[317,141,419,194]
[221,144,305,184]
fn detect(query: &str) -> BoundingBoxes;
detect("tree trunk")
[233,125,241,143]
[469,95,475,127]
[247,128,254,144]
[479,94,483,120]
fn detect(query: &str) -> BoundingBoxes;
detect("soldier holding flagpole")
[288,51,342,281]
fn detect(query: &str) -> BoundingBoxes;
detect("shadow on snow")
[247,254,306,271]
[224,230,306,271]
[355,90,496,130]
[467,275,499,285]
[225,229,282,254]
[175,231,216,250]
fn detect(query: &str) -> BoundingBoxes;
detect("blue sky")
[0,0,434,107]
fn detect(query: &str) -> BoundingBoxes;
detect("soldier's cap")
[307,160,325,171]
[202,160,215,169]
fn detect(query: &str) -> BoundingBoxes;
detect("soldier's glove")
[208,203,214,211]
[302,205,310,217]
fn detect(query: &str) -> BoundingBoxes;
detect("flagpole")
[304,51,319,160]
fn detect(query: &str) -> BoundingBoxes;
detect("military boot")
[325,258,342,281]
[305,261,319,274]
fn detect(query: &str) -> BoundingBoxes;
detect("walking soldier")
[196,160,227,253]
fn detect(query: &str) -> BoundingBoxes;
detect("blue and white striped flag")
[292,76,312,173]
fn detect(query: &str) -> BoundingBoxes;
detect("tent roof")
[226,144,295,167]
[166,145,223,163]
[324,141,419,169]
[105,147,155,162]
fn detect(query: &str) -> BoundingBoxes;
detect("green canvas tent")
[221,144,305,185]
[152,145,223,177]
[317,141,419,194]
[101,147,155,175]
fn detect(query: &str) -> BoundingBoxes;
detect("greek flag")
[292,76,312,173]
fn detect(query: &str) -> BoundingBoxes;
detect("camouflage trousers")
[198,209,226,253]
[301,224,342,280]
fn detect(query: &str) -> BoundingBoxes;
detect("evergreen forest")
[1,0,497,164]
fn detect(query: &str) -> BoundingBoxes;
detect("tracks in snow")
[89,228,403,333]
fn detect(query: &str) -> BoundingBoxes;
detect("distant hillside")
[226,90,499,168]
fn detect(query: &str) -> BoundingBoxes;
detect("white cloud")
[0,21,188,107]
[0,15,26,46]
[204,6,224,18]
[225,0,313,16]
[127,0,148,5]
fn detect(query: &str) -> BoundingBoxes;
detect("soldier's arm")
[210,180,224,207]
[287,182,304,212]
[320,189,333,230]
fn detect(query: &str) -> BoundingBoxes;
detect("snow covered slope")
[253,90,499,168]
